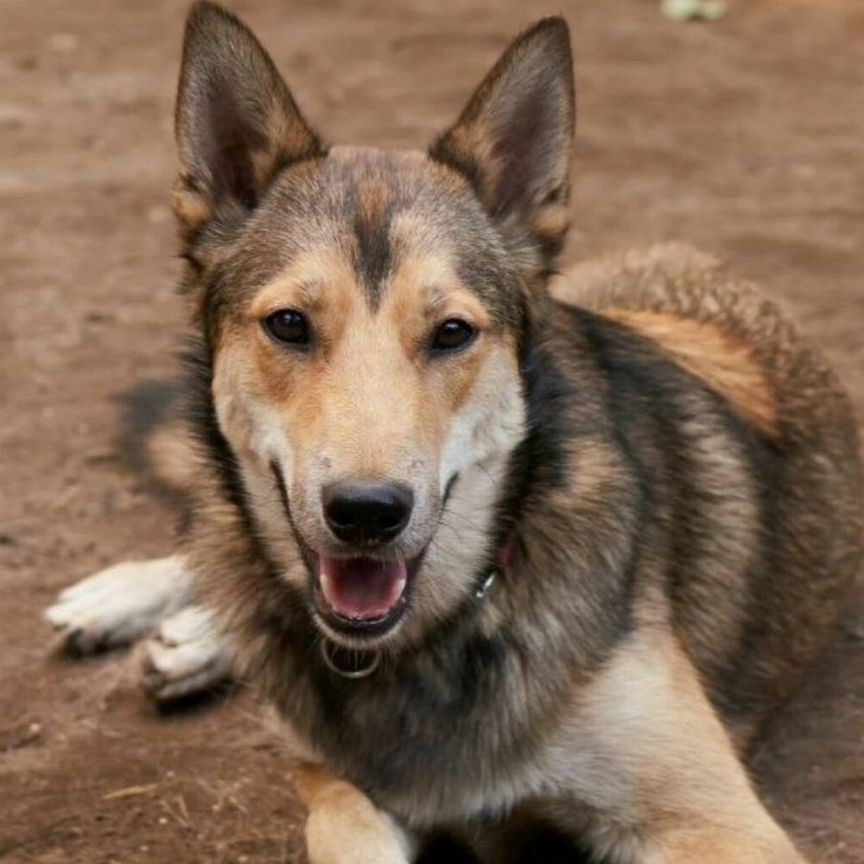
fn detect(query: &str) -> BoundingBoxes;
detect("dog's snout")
[323,482,414,546]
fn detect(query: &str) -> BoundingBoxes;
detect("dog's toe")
[140,605,234,702]
[156,604,213,646]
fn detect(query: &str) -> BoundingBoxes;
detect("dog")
[46,3,863,862]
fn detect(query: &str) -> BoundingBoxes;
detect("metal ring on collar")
[320,639,381,679]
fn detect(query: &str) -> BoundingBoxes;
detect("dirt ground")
[1,0,862,861]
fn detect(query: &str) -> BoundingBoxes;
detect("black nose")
[322,482,414,546]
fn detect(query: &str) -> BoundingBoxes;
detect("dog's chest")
[273,639,543,824]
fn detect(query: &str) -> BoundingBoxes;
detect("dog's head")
[176,2,574,648]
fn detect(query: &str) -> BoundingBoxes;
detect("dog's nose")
[323,482,413,546]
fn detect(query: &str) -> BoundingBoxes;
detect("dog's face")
[175,2,574,648]
[207,152,530,643]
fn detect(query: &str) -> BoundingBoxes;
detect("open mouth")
[320,556,407,622]
[313,553,424,639]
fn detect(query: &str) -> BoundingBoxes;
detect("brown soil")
[1,0,862,861]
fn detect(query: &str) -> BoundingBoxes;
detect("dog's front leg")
[649,828,804,864]
[294,766,415,864]
[556,630,808,864]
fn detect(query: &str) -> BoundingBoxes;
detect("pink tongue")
[319,557,407,621]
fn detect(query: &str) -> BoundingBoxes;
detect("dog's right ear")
[173,2,324,236]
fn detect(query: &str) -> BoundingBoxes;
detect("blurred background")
[1,0,862,861]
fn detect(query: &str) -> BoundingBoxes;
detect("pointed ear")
[173,2,324,234]
[429,18,575,275]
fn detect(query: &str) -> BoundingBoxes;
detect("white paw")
[45,555,190,654]
[140,605,234,702]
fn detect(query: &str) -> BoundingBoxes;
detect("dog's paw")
[140,605,234,702]
[45,555,190,654]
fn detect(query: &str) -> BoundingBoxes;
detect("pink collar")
[497,531,517,572]
[476,531,517,600]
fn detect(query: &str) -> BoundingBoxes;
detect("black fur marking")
[489,816,597,864]
[416,833,481,864]
[203,81,265,210]
[352,198,394,307]
[443,472,460,505]
[491,321,575,555]
[512,335,572,489]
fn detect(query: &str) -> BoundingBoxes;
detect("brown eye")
[264,309,311,347]
[431,319,476,353]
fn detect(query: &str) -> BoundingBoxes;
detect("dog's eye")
[264,309,311,347]
[431,319,476,353]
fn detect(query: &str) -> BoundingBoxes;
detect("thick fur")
[50,4,863,863]
[184,246,861,859]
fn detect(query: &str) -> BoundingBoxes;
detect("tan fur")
[232,254,497,482]
[232,253,497,464]
[294,766,412,864]
[171,179,212,229]
[569,633,805,863]
[601,308,780,439]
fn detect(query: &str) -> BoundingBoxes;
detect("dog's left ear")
[429,18,574,276]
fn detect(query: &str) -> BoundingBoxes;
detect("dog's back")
[554,243,863,740]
